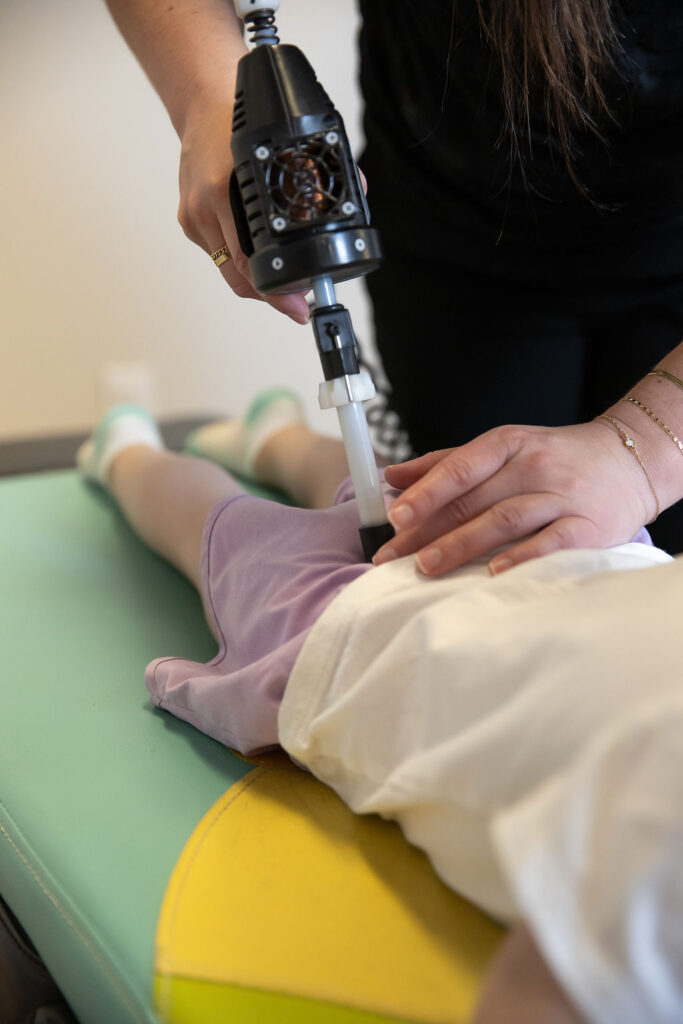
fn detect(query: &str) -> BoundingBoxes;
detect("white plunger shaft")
[337,402,388,527]
[311,276,388,528]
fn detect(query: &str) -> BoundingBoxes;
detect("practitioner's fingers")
[177,101,310,325]
[376,459,526,564]
[375,419,654,576]
[178,194,268,304]
[374,503,482,566]
[487,516,600,575]
[204,224,265,301]
[383,449,458,491]
[411,492,580,577]
[213,205,310,324]
[385,430,517,534]
[199,215,310,323]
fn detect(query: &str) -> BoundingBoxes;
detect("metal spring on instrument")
[246,10,279,46]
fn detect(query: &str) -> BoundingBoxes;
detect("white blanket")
[279,543,682,1024]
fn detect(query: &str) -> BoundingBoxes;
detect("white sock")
[77,404,164,488]
[185,388,306,479]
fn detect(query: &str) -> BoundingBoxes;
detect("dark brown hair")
[477,0,621,188]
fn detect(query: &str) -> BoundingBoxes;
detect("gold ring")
[210,244,231,267]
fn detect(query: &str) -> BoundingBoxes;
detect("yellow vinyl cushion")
[155,765,504,1024]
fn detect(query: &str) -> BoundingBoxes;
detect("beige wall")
[0,0,372,442]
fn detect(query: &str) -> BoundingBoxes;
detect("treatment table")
[0,464,503,1024]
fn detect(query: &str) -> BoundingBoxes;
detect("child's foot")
[184,388,306,481]
[77,404,164,488]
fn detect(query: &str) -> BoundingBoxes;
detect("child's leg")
[186,389,388,510]
[104,423,358,587]
[82,398,381,590]
[107,446,245,591]
[255,424,353,510]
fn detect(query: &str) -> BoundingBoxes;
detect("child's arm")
[474,923,587,1024]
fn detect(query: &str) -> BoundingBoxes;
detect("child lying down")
[78,392,682,1024]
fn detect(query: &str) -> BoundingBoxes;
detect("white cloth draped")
[279,543,681,1024]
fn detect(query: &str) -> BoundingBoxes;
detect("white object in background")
[100,361,158,413]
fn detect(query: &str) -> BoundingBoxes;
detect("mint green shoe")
[184,388,305,479]
[77,404,163,487]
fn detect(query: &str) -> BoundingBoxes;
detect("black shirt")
[358,0,683,304]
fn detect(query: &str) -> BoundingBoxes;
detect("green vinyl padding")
[0,469,256,1024]
[0,468,501,1024]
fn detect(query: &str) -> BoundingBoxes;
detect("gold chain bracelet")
[596,414,661,521]
[622,397,683,456]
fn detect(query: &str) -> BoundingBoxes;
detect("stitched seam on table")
[0,808,146,1022]
[161,770,266,968]
[157,769,267,1017]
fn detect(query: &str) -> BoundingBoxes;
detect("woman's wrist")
[177,84,235,142]
[592,414,660,524]
[167,45,245,139]
[601,375,683,514]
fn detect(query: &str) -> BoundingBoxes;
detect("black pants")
[365,257,683,554]
[357,0,683,555]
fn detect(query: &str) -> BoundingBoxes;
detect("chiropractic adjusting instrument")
[229,0,394,561]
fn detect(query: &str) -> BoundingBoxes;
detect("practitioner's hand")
[177,99,311,324]
[374,421,657,576]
